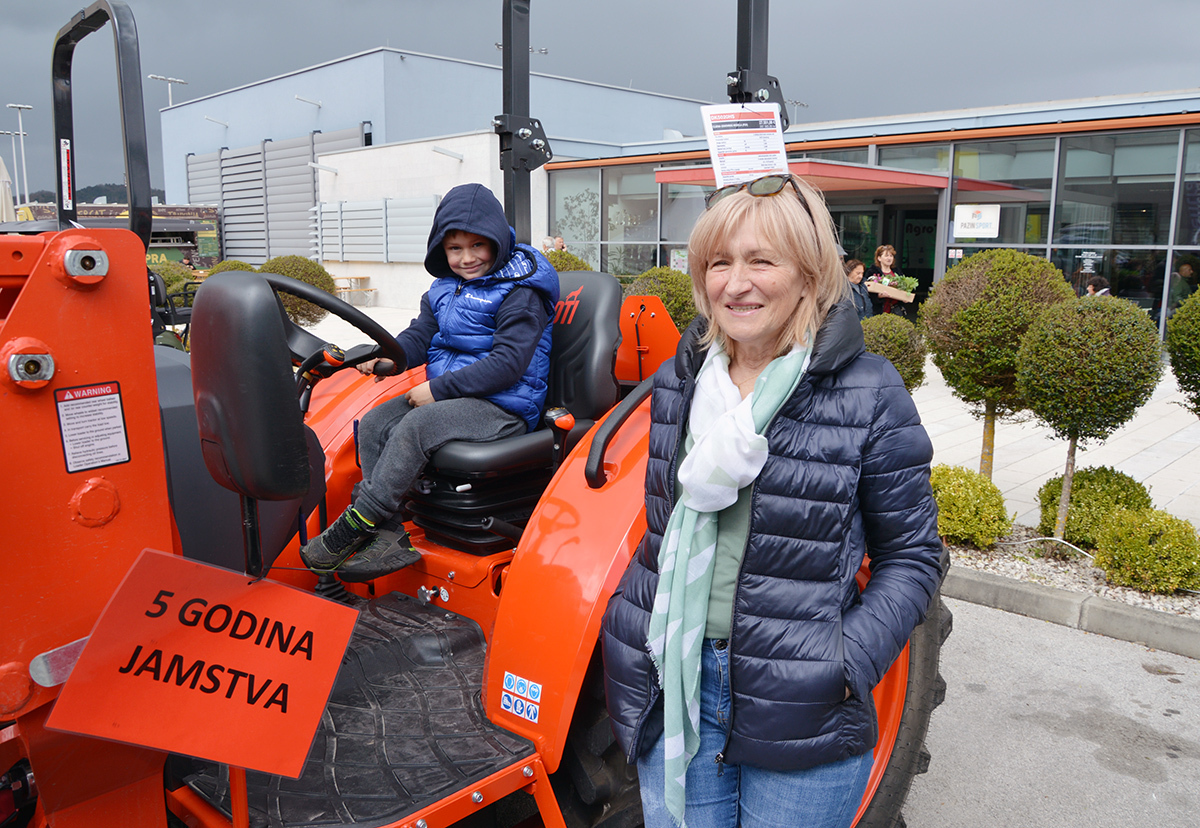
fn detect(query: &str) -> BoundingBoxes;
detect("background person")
[845,258,872,321]
[865,243,904,314]
[1086,275,1111,296]
[601,174,943,828]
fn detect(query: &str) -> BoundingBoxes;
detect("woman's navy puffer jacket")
[600,301,944,772]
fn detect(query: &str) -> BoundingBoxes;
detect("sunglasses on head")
[704,173,814,220]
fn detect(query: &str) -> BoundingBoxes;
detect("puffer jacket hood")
[425,183,515,280]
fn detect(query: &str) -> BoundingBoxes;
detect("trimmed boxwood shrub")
[258,255,337,326]
[1167,290,1200,417]
[207,258,256,276]
[545,249,592,272]
[930,464,1012,548]
[624,266,697,332]
[1036,466,1152,550]
[151,260,196,296]
[1094,508,1200,594]
[862,314,926,392]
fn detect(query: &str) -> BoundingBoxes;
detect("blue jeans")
[637,640,874,828]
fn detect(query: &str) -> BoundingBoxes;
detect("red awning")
[655,159,949,192]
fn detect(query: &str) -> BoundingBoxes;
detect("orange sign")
[46,549,359,778]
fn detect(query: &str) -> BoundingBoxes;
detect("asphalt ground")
[905,598,1200,828]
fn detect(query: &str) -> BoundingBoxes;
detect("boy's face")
[443,230,495,280]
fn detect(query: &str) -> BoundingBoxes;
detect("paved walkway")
[311,303,1200,529]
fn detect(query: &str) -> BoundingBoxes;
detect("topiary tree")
[929,464,1011,548]
[624,266,697,332]
[1016,296,1163,540]
[862,314,926,392]
[207,258,256,276]
[258,255,337,327]
[545,249,592,272]
[1166,290,1200,416]
[1094,508,1200,594]
[919,249,1074,478]
[1036,466,1153,550]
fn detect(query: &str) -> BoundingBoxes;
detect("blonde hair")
[687,177,846,358]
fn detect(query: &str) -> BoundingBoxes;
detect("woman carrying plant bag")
[600,173,943,828]
[865,244,909,314]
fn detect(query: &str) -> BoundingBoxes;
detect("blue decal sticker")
[501,692,514,711]
[528,682,542,702]
[504,672,516,691]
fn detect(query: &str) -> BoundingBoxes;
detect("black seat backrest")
[190,271,310,502]
[546,271,622,420]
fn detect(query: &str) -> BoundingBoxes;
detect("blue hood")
[424,183,515,280]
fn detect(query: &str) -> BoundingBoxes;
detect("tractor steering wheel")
[259,272,408,375]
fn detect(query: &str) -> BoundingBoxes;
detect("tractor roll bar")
[53,0,153,251]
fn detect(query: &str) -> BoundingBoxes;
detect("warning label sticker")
[55,382,130,473]
[502,671,542,723]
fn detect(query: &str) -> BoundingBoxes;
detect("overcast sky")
[2,0,1198,195]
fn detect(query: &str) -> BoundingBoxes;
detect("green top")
[676,438,754,640]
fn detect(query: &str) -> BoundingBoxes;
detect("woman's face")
[879,249,895,269]
[848,264,865,284]
[705,219,805,363]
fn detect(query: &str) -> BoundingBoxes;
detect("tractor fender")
[483,393,653,773]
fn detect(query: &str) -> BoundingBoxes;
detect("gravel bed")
[947,524,1200,620]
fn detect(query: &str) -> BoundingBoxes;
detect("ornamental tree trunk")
[1053,435,1079,539]
[979,399,997,480]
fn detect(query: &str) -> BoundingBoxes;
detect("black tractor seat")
[404,271,623,553]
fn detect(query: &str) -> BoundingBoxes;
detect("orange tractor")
[0,3,949,828]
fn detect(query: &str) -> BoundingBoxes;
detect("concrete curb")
[942,568,1200,661]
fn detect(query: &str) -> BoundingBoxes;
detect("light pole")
[0,130,22,203]
[147,75,188,107]
[7,104,31,205]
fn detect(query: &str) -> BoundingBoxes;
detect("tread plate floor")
[186,592,534,827]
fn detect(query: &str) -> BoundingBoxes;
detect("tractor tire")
[855,593,953,828]
[552,652,643,828]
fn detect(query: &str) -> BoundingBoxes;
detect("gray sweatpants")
[353,394,525,524]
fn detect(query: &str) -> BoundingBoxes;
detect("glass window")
[830,208,880,264]
[795,148,869,165]
[661,182,708,243]
[1051,247,1167,320]
[549,169,600,245]
[602,166,657,243]
[953,139,1054,244]
[1176,129,1200,246]
[877,143,951,173]
[1054,131,1180,246]
[602,243,657,276]
[1167,253,1200,320]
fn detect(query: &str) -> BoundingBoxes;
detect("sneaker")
[337,529,421,583]
[300,508,377,572]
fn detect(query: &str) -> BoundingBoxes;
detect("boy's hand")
[356,358,379,376]
[406,381,435,407]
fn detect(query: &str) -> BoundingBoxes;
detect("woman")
[845,258,872,321]
[865,244,903,314]
[600,174,942,828]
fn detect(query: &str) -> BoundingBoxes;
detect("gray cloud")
[2,0,1198,194]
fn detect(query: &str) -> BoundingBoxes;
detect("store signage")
[953,204,1001,239]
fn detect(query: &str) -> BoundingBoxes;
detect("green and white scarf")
[647,340,810,827]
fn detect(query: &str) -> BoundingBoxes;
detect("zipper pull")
[714,753,725,777]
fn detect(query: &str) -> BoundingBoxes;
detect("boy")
[301,183,559,581]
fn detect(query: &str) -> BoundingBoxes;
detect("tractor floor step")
[184,592,534,827]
